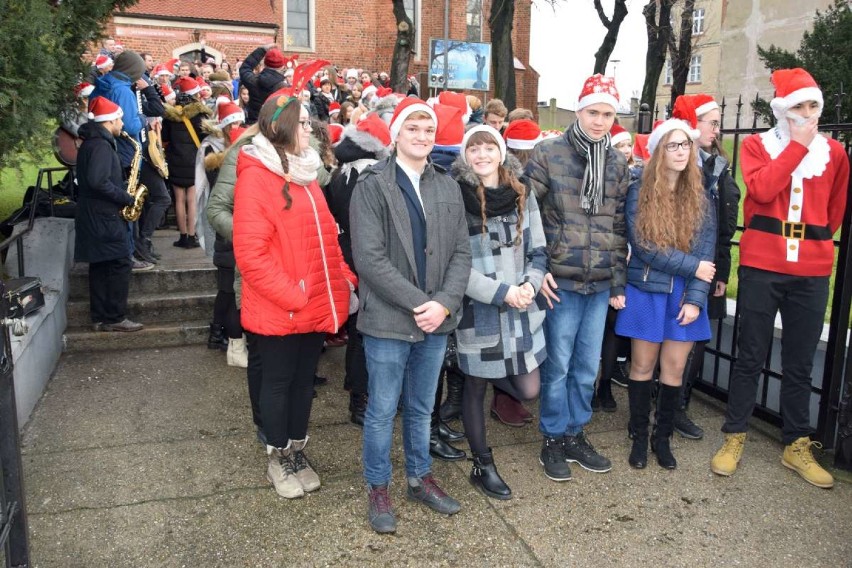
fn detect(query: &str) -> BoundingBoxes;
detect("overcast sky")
[530,0,649,110]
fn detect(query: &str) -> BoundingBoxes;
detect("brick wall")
[107,0,537,113]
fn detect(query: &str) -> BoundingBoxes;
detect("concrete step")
[65,291,217,328]
[62,319,209,353]
[69,266,217,300]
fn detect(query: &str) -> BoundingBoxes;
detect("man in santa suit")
[711,68,849,489]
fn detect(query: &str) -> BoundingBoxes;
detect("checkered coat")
[451,156,548,379]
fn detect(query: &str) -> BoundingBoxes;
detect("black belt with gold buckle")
[748,215,832,240]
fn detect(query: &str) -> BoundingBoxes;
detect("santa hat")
[95,55,113,70]
[264,48,286,69]
[87,96,123,122]
[217,101,245,129]
[503,119,542,150]
[347,113,392,154]
[388,97,438,141]
[152,64,172,78]
[376,86,393,99]
[161,84,176,102]
[165,58,180,73]
[345,68,359,80]
[438,91,471,124]
[328,101,341,116]
[646,118,700,155]
[672,94,719,128]
[432,103,465,147]
[174,76,201,96]
[328,123,344,146]
[462,124,507,164]
[769,68,823,121]
[74,82,95,98]
[609,124,632,147]
[541,129,563,140]
[361,84,378,104]
[577,74,619,112]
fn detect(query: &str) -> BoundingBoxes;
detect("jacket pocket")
[456,300,500,349]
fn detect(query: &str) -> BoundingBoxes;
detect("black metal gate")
[656,92,852,467]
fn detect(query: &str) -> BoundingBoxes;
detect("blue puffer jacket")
[624,178,717,309]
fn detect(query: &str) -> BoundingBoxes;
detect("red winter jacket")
[233,149,356,336]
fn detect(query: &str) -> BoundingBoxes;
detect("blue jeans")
[362,333,448,486]
[539,288,609,437]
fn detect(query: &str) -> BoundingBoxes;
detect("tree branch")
[593,0,612,28]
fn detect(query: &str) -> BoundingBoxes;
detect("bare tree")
[390,0,415,93]
[490,0,517,110]
[592,0,629,74]
[640,0,675,109]
[667,0,697,109]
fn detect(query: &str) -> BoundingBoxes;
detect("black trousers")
[88,257,132,324]
[722,266,829,444]
[343,312,368,395]
[138,160,171,240]
[251,331,325,448]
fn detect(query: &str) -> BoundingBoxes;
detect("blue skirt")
[615,276,711,343]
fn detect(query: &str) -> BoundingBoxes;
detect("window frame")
[285,0,314,52]
[692,7,705,36]
[688,54,702,83]
[664,59,673,85]
[466,0,483,42]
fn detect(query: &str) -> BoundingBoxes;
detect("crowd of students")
[72,39,847,535]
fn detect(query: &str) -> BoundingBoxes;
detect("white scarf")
[250,133,321,185]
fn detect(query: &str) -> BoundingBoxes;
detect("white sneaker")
[267,445,304,499]
[227,335,248,368]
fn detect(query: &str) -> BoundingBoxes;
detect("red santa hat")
[87,96,123,122]
[438,91,471,124]
[166,58,180,73]
[672,94,719,128]
[161,84,176,102]
[541,129,563,140]
[388,97,438,141]
[503,119,542,150]
[217,101,245,129]
[152,64,171,78]
[432,103,465,147]
[361,84,378,104]
[328,101,341,116]
[646,118,700,156]
[376,86,393,99]
[95,54,113,70]
[74,82,95,98]
[462,125,507,164]
[328,123,344,146]
[174,76,201,96]
[264,48,287,69]
[577,74,619,112]
[769,68,823,120]
[609,124,632,147]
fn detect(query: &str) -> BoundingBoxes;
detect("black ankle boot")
[207,323,228,351]
[470,449,511,500]
[430,425,466,461]
[439,368,465,421]
[173,233,188,248]
[438,420,465,442]
[627,379,652,469]
[651,384,679,469]
[349,392,367,427]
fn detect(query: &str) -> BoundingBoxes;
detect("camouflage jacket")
[523,131,629,296]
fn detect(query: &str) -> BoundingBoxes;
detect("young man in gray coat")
[350,98,472,534]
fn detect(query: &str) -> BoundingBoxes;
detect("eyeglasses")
[663,140,693,152]
[698,119,721,130]
[298,120,312,131]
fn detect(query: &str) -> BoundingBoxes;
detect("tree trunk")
[669,0,696,110]
[390,0,415,93]
[592,0,629,75]
[640,0,674,111]
[490,0,516,110]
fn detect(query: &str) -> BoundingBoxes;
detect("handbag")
[4,277,45,319]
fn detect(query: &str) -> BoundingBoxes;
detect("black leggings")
[599,306,630,388]
[462,369,540,455]
[213,267,241,338]
[252,332,325,448]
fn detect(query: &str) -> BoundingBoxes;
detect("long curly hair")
[257,98,302,209]
[636,129,705,252]
[466,130,527,246]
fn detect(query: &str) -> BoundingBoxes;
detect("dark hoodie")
[326,125,391,268]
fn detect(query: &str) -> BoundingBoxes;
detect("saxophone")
[120,132,148,222]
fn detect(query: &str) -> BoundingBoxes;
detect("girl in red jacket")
[233,94,356,500]
[712,68,849,489]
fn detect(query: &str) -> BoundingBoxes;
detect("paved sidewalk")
[22,345,852,567]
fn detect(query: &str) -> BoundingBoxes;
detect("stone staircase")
[63,230,217,352]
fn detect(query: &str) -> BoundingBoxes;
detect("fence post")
[637,103,652,134]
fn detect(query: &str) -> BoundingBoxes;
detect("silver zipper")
[304,186,339,332]
[642,265,650,282]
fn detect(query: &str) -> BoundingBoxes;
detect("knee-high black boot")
[431,378,465,461]
[439,366,465,421]
[652,384,680,469]
[627,379,652,469]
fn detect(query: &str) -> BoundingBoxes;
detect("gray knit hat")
[112,51,146,82]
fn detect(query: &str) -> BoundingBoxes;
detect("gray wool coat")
[349,154,472,342]
[450,156,548,379]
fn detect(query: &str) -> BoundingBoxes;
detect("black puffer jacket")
[239,47,287,125]
[162,101,210,186]
[74,122,135,264]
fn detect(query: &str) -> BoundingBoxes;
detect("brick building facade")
[107,0,539,114]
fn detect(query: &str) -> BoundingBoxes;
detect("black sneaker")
[563,432,612,473]
[673,409,704,440]
[539,436,572,481]
[611,359,629,387]
[367,484,397,534]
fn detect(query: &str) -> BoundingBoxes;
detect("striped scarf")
[567,121,610,215]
